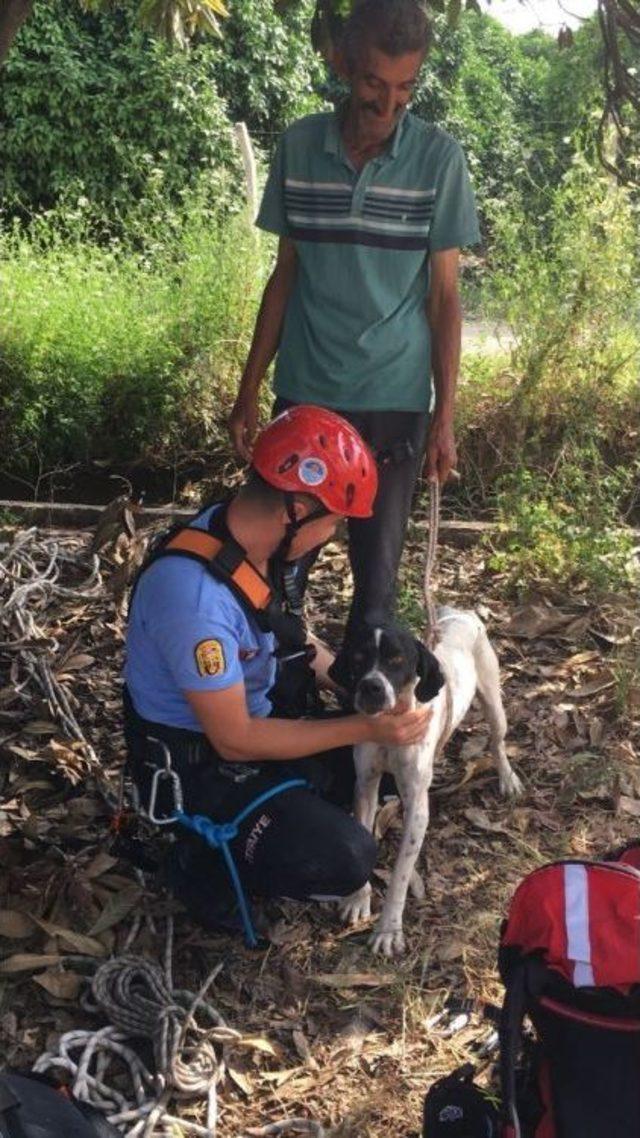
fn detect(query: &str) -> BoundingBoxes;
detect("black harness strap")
[131,503,312,657]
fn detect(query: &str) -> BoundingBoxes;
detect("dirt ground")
[0,509,638,1137]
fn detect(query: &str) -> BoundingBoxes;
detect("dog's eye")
[387,655,404,665]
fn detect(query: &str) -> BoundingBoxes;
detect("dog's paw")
[339,883,372,925]
[500,766,524,798]
[369,923,405,957]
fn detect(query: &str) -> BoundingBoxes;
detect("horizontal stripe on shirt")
[288,226,429,251]
[287,213,430,235]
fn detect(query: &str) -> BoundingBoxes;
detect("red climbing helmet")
[251,405,378,518]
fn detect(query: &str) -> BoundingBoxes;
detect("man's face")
[346,46,425,144]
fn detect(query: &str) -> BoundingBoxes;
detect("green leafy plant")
[0,195,268,474]
[488,454,639,594]
[0,0,242,225]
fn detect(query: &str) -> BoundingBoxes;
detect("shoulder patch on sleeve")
[194,639,226,677]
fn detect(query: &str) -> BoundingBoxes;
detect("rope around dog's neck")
[423,477,440,650]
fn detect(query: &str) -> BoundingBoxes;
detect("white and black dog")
[337,608,523,957]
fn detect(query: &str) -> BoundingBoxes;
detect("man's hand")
[366,704,432,747]
[228,391,260,463]
[423,412,457,485]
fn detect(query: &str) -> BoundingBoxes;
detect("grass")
[453,164,640,597]
[0,198,267,473]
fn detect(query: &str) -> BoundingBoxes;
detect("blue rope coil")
[173,777,308,947]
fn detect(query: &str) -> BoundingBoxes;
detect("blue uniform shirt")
[124,506,276,731]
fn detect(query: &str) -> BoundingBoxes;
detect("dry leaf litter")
[0,506,639,1138]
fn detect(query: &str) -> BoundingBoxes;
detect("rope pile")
[34,917,237,1137]
[0,527,102,773]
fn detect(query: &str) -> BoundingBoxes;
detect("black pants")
[123,695,377,905]
[274,397,429,632]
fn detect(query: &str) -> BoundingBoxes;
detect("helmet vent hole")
[319,434,327,448]
[277,454,299,474]
[345,482,355,507]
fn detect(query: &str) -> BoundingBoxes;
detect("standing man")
[229,0,480,635]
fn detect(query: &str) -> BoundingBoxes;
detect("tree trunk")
[0,0,33,65]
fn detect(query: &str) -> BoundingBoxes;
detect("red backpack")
[498,846,640,1138]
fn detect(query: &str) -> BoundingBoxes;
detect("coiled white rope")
[0,527,102,772]
[34,917,237,1137]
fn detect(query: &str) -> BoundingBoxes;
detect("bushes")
[0,0,328,224]
[210,0,325,140]
[412,14,556,230]
[457,160,640,593]
[489,454,638,593]
[0,0,242,224]
[0,202,267,473]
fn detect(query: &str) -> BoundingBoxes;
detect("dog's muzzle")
[354,671,396,715]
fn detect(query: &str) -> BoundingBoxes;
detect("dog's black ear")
[414,640,445,703]
[328,618,373,692]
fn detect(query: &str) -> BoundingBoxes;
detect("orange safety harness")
[131,503,314,666]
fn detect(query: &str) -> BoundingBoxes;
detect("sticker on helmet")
[195,639,225,677]
[298,457,327,486]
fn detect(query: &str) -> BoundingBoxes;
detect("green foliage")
[413,13,557,226]
[0,198,267,472]
[211,0,325,139]
[410,12,614,234]
[457,159,640,595]
[486,156,640,417]
[489,455,639,593]
[0,0,242,223]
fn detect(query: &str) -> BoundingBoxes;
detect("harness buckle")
[146,737,184,824]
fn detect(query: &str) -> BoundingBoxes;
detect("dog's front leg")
[339,747,381,926]
[370,782,430,957]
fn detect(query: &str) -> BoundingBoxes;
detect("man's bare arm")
[425,247,462,484]
[186,683,431,762]
[228,237,298,461]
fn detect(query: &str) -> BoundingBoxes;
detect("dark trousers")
[274,398,429,632]
[123,694,377,905]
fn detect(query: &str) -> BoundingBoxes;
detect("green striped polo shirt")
[256,109,480,413]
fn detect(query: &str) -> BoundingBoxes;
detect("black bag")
[0,1071,121,1138]
[423,1064,500,1136]
[498,845,640,1138]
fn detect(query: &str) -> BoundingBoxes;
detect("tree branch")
[0,0,33,65]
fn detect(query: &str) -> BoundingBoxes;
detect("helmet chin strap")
[274,492,328,562]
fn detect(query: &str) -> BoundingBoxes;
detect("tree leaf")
[312,972,395,988]
[33,918,106,957]
[34,969,83,1000]
[0,910,36,939]
[84,851,119,879]
[234,1035,280,1057]
[23,721,58,736]
[464,806,510,834]
[60,654,95,672]
[0,954,62,973]
[88,886,142,935]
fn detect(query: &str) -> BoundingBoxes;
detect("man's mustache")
[361,101,402,119]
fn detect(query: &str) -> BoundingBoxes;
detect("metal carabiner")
[146,737,184,825]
